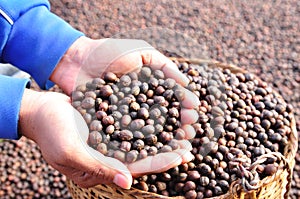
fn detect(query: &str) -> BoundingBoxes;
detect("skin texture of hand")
[51,36,200,139]
[47,36,200,187]
[19,89,195,188]
[19,89,131,189]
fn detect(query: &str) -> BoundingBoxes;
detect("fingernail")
[185,152,195,163]
[113,174,131,189]
[181,75,189,87]
[182,124,196,139]
[180,109,199,124]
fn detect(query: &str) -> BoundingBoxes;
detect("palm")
[48,38,200,187]
[77,39,200,172]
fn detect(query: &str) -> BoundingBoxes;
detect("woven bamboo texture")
[67,58,298,199]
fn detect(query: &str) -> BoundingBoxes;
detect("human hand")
[51,36,199,135]
[19,89,196,188]
[50,36,200,177]
[19,89,131,188]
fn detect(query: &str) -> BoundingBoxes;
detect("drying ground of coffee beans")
[71,61,294,199]
[72,66,187,164]
[0,138,71,199]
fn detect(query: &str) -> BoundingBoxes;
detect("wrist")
[50,36,98,95]
[19,89,43,140]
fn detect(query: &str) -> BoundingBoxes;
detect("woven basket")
[66,58,298,199]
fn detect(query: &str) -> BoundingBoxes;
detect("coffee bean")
[126,150,138,163]
[149,108,161,119]
[140,67,152,79]
[213,186,223,195]
[138,149,148,160]
[145,134,158,145]
[84,91,96,99]
[103,72,118,82]
[135,181,148,192]
[264,164,278,176]
[120,141,131,152]
[118,130,133,141]
[174,182,184,192]
[163,78,176,89]
[132,131,144,139]
[208,86,222,99]
[132,139,145,151]
[149,184,158,193]
[140,82,149,93]
[137,107,149,119]
[185,190,197,199]
[81,97,95,109]
[102,115,114,126]
[211,106,224,116]
[149,77,159,89]
[98,101,109,111]
[88,131,102,146]
[107,140,120,150]
[99,85,113,98]
[148,146,158,156]
[72,91,84,101]
[159,145,172,153]
[105,125,115,134]
[187,170,200,181]
[96,143,107,155]
[196,163,210,176]
[156,182,167,191]
[141,125,155,135]
[183,181,196,192]
[119,115,130,128]
[130,119,145,130]
[119,75,131,87]
[169,107,180,118]
[131,85,140,96]
[90,120,103,131]
[168,139,180,150]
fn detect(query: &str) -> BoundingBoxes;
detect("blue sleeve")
[0,0,84,139]
[0,0,84,89]
[0,75,30,139]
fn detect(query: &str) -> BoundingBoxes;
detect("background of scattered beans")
[0,0,299,198]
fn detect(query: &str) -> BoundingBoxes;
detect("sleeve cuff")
[2,5,84,89]
[0,75,30,139]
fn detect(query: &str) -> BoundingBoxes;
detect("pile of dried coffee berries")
[71,66,187,164]
[72,60,294,199]
[130,61,294,198]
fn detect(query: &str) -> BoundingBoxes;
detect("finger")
[162,63,189,87]
[107,51,144,76]
[64,143,132,189]
[128,152,182,177]
[68,158,119,188]
[141,50,189,86]
[180,124,196,139]
[80,153,132,189]
[174,86,200,109]
[180,109,199,125]
[177,140,193,151]
[73,110,132,189]
[172,149,195,163]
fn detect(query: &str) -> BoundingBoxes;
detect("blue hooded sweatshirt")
[0,0,84,139]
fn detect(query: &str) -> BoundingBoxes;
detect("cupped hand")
[51,36,200,138]
[50,36,200,180]
[19,89,131,188]
[19,90,195,188]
